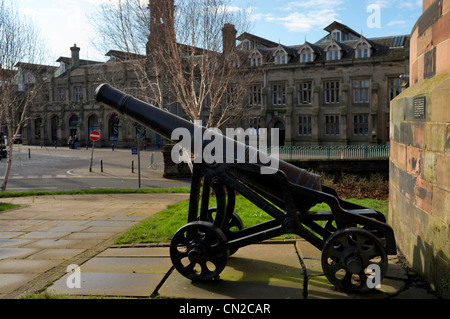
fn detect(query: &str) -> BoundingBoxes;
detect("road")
[0,145,190,191]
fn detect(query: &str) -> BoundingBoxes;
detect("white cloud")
[272,0,344,33]
[278,9,340,33]
[387,20,406,27]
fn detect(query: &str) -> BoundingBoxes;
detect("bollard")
[29,148,31,159]
[101,160,103,172]
[132,160,134,173]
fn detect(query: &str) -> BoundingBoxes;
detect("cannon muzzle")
[95,83,321,193]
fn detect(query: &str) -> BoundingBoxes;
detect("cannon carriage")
[95,84,396,293]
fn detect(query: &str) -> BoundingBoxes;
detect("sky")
[13,0,423,66]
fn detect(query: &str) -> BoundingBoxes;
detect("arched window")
[109,114,120,141]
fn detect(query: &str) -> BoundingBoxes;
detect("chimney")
[71,44,80,69]
[222,24,237,56]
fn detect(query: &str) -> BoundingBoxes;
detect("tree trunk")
[1,141,13,191]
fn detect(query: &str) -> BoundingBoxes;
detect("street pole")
[89,141,95,172]
[137,136,141,189]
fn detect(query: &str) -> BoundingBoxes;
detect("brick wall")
[390,1,449,298]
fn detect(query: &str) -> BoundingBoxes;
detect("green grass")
[114,196,388,245]
[0,203,20,211]
[0,187,190,198]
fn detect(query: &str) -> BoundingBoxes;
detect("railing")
[265,145,390,161]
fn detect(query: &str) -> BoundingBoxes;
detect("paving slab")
[79,257,173,274]
[47,272,165,297]
[158,243,305,299]
[0,274,38,294]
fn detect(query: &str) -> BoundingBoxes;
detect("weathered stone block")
[414,177,433,213]
[413,122,425,148]
[407,146,422,177]
[400,122,413,145]
[398,167,417,202]
[422,151,437,183]
[431,185,449,221]
[436,153,450,189]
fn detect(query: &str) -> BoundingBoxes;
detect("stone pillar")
[389,0,449,298]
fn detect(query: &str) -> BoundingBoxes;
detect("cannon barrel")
[94,83,321,192]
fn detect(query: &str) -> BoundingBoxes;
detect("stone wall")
[389,0,449,298]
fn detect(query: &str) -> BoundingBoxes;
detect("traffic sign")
[90,130,100,141]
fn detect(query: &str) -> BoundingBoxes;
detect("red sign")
[90,130,101,141]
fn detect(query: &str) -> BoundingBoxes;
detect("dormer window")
[354,38,372,58]
[275,53,287,65]
[249,51,262,67]
[300,48,313,63]
[325,41,342,61]
[273,46,289,65]
[331,30,342,42]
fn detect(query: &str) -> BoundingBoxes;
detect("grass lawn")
[115,196,388,245]
[0,203,20,212]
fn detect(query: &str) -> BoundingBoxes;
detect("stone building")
[21,2,410,149]
[234,21,410,146]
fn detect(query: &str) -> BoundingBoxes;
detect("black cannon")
[95,84,396,293]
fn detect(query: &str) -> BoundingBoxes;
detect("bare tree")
[0,0,48,191]
[91,0,258,129]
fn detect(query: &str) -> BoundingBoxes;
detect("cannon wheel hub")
[321,227,388,293]
[170,221,229,281]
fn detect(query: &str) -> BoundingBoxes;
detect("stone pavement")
[0,194,440,300]
[0,193,189,299]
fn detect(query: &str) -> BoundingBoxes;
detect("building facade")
[234,22,410,146]
[20,5,410,149]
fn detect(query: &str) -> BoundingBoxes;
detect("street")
[0,145,190,191]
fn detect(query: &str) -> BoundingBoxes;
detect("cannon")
[95,83,396,293]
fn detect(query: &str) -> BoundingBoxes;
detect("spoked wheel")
[203,207,244,255]
[170,221,229,281]
[321,227,388,293]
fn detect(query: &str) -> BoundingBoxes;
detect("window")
[389,78,402,100]
[353,79,370,103]
[298,116,312,136]
[332,30,342,42]
[275,54,287,65]
[327,50,340,61]
[272,84,286,105]
[325,115,340,136]
[250,53,262,67]
[248,85,262,107]
[356,47,369,58]
[324,81,340,104]
[57,88,66,102]
[73,86,83,102]
[353,114,369,136]
[297,82,312,104]
[300,47,314,63]
[301,53,312,62]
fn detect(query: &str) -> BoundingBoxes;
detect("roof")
[105,50,146,61]
[55,56,103,66]
[237,32,279,49]
[237,21,410,65]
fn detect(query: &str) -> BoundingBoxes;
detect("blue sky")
[14,0,423,65]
